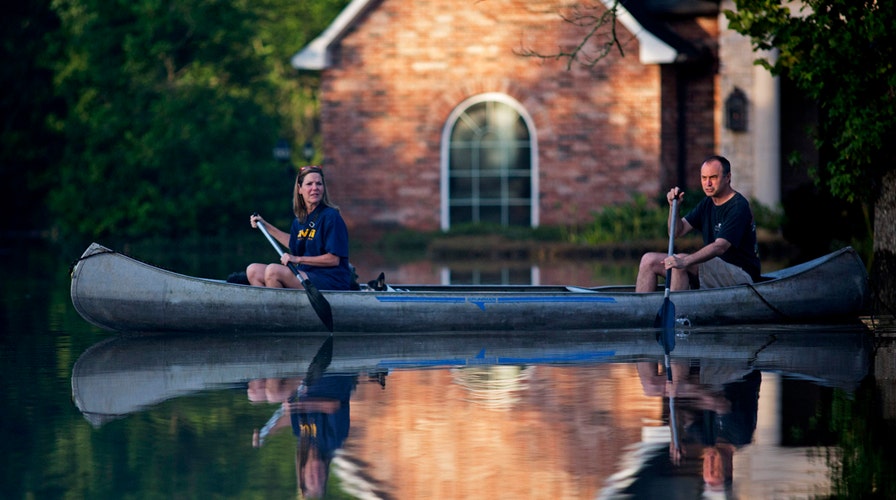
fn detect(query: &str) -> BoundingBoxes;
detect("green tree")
[0,2,63,235]
[725,0,896,313]
[726,0,894,203]
[48,0,347,241]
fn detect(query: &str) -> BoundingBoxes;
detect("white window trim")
[440,93,539,230]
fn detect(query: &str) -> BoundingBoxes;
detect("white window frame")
[440,93,539,230]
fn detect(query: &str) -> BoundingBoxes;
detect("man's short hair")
[704,155,731,175]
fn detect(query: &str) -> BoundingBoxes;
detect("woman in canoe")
[247,165,353,291]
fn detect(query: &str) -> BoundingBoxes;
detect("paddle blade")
[302,279,334,332]
[656,297,676,353]
[303,335,334,387]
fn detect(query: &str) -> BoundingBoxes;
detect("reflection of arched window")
[441,94,537,230]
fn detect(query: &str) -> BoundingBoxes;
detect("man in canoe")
[247,165,354,291]
[636,155,760,292]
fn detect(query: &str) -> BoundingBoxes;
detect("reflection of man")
[250,374,357,499]
[637,360,760,493]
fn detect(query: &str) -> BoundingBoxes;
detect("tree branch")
[515,1,625,70]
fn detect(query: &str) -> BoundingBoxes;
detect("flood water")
[2,239,895,499]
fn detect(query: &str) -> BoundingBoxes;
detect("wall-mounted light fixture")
[725,87,748,132]
[302,140,315,163]
[273,138,291,163]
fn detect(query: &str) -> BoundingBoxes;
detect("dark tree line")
[1,0,348,241]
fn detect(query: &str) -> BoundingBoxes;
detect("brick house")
[292,0,788,237]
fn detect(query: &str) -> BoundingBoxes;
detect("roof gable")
[291,0,683,70]
[291,0,380,70]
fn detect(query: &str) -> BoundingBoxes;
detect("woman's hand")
[280,253,297,266]
[250,213,265,229]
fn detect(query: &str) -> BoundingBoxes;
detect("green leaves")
[572,195,673,245]
[46,0,349,240]
[726,0,896,204]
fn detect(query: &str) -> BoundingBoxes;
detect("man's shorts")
[698,257,753,289]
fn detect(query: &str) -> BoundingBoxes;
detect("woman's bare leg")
[246,263,268,286]
[263,263,303,288]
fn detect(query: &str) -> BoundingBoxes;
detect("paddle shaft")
[664,197,679,297]
[256,335,334,446]
[256,220,305,280]
[254,218,334,332]
[665,355,680,455]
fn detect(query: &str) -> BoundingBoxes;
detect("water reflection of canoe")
[69,243,869,333]
[71,328,871,426]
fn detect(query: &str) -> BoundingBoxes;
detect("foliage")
[443,222,567,241]
[381,195,784,257]
[725,0,896,204]
[573,195,784,247]
[45,0,348,240]
[824,377,896,499]
[376,224,567,260]
[376,228,436,256]
[571,195,679,245]
[750,197,784,233]
[0,1,64,233]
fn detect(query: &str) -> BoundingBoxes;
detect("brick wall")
[317,0,718,235]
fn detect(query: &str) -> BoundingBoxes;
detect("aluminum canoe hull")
[69,243,869,333]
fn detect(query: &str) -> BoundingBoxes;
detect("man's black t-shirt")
[684,192,761,280]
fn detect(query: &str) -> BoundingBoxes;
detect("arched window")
[441,94,538,230]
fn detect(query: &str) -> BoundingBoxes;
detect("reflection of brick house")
[292,0,788,236]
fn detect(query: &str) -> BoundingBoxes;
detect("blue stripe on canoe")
[375,296,467,303]
[377,349,616,368]
[375,295,617,311]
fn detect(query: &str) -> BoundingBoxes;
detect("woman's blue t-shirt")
[288,206,352,290]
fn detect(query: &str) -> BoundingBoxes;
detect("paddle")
[255,219,334,332]
[653,197,681,457]
[655,197,679,353]
[254,335,334,447]
[666,359,681,464]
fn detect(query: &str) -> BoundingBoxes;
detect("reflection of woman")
[290,375,356,498]
[250,374,357,499]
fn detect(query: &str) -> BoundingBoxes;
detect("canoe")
[69,243,869,333]
[71,328,872,426]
